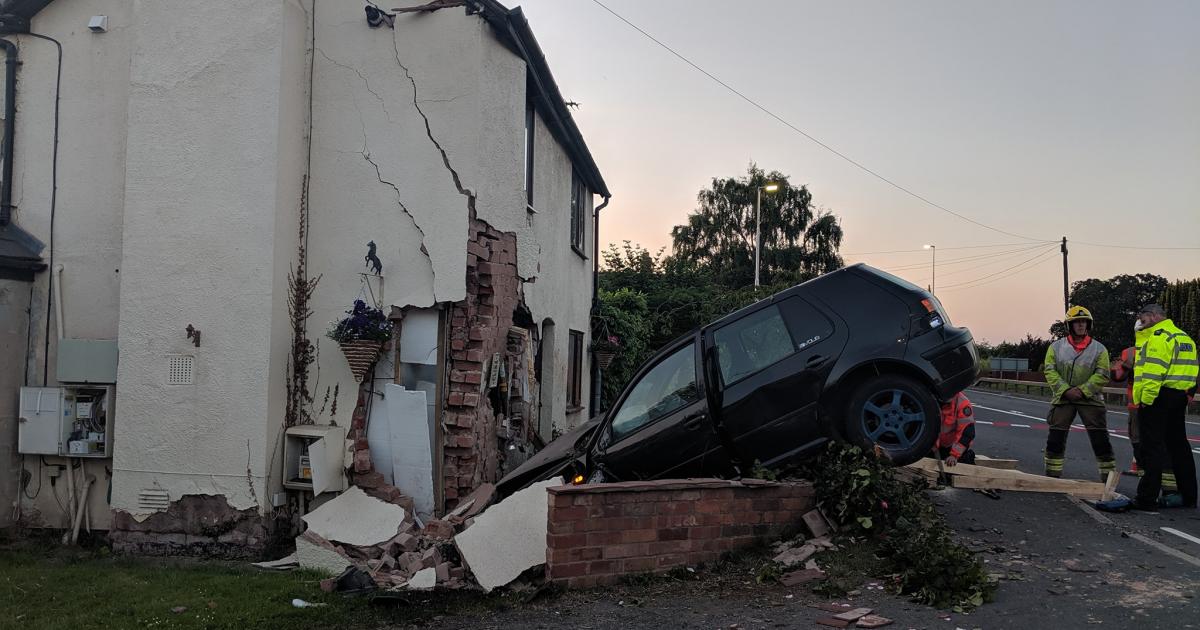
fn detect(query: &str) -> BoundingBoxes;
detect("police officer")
[1133,304,1198,510]
[1043,306,1115,481]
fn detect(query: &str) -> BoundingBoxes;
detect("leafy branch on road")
[803,443,997,610]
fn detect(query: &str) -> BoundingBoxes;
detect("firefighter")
[1133,304,1198,510]
[1043,306,1116,481]
[937,391,975,466]
[1110,338,1178,493]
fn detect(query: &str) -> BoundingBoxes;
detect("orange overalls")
[936,392,976,464]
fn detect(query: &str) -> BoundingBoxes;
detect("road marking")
[1011,423,1031,428]
[1162,527,1200,547]
[968,388,1200,426]
[976,420,993,425]
[1066,497,1200,568]
[973,404,1044,422]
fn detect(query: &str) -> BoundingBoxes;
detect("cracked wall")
[308,3,593,442]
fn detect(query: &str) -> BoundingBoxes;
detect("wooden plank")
[906,458,1032,480]
[974,455,1019,470]
[1102,470,1120,502]
[950,475,1105,500]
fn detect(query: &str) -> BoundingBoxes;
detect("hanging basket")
[340,340,383,382]
[594,350,617,370]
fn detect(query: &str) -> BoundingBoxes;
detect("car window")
[714,304,797,384]
[610,343,700,441]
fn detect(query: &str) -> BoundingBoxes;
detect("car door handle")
[806,355,829,368]
[682,413,706,431]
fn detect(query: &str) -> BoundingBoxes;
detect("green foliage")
[1054,274,1168,350]
[669,164,844,287]
[802,443,996,610]
[593,287,652,408]
[1160,278,1200,339]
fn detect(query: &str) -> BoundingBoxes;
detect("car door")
[593,335,729,481]
[705,296,840,468]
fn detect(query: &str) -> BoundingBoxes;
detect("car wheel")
[844,374,939,465]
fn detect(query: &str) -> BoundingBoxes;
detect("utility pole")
[1060,236,1069,312]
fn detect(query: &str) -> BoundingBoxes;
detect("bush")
[802,443,995,610]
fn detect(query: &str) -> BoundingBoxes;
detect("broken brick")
[815,618,851,628]
[423,519,455,540]
[855,615,893,629]
[833,608,873,622]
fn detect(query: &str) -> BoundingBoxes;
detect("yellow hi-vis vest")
[1133,319,1199,406]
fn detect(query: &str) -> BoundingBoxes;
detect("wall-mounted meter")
[18,385,114,458]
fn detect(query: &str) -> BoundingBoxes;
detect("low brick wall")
[546,478,815,588]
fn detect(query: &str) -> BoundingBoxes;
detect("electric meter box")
[283,425,347,495]
[18,385,115,458]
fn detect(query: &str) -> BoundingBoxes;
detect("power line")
[842,242,1048,256]
[1072,241,1200,251]
[874,243,1049,272]
[589,0,1052,243]
[939,246,1060,291]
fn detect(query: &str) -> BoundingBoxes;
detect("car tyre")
[844,374,940,465]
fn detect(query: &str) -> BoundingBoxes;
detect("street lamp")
[923,244,936,295]
[755,183,780,288]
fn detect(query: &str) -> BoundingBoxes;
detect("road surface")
[966,387,1200,560]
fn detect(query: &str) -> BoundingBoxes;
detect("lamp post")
[923,244,936,295]
[755,183,779,288]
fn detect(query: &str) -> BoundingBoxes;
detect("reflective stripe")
[1171,359,1199,367]
[1136,373,1165,381]
[1140,356,1169,368]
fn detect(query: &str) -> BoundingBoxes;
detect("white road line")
[1162,527,1200,548]
[1011,423,1031,428]
[976,420,994,425]
[973,404,1045,422]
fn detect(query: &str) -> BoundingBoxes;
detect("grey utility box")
[56,339,119,384]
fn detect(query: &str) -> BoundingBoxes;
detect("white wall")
[109,0,309,518]
[6,0,136,528]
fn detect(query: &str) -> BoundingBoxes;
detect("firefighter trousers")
[1044,403,1114,479]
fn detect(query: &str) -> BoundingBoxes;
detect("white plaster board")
[296,536,352,576]
[399,310,439,365]
[302,486,407,547]
[385,385,435,520]
[367,391,396,487]
[454,478,561,592]
[407,567,436,590]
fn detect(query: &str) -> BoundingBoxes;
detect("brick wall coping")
[546,478,815,495]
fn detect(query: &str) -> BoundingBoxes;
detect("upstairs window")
[567,330,584,410]
[570,170,587,254]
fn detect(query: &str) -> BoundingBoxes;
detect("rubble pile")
[295,478,499,592]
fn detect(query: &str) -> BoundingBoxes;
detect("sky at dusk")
[519,0,1200,343]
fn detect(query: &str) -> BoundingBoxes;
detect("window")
[570,170,587,254]
[610,343,700,441]
[567,330,584,410]
[524,98,535,209]
[714,304,797,384]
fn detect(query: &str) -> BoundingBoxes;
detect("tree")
[669,164,844,287]
[1160,278,1200,339]
[1051,274,1168,351]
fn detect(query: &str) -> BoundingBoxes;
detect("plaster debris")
[408,567,437,590]
[454,478,562,592]
[296,532,353,576]
[302,486,407,547]
[855,615,894,628]
[251,553,298,570]
[773,543,818,568]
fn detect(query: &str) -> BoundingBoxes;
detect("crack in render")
[391,38,477,214]
[361,150,436,271]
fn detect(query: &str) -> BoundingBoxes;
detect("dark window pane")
[610,343,699,441]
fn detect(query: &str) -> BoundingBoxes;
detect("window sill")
[526,203,537,214]
[566,405,584,415]
[571,243,587,260]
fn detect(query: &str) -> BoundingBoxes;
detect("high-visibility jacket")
[1044,336,1110,406]
[937,392,975,459]
[1133,319,1199,406]
[1109,347,1137,410]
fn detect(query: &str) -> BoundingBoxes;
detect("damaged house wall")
[2,0,603,543]
[307,3,595,510]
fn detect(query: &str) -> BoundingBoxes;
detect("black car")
[497,263,978,496]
